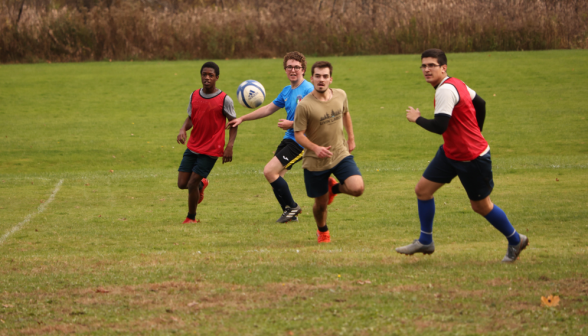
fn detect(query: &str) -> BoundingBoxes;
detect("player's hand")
[314,145,333,159]
[277,119,293,130]
[406,106,421,123]
[226,117,243,129]
[348,139,356,152]
[177,129,187,144]
[222,146,233,164]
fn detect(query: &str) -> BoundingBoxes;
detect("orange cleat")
[198,178,209,204]
[317,230,331,243]
[182,218,200,224]
[327,177,338,205]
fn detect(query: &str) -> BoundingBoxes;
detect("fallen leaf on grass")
[170,316,179,322]
[556,178,559,181]
[118,218,127,221]
[541,295,560,307]
[187,302,198,307]
[2,304,14,308]
[96,288,110,293]
[109,170,114,173]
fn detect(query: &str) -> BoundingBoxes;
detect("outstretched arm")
[177,116,193,144]
[226,103,281,128]
[342,111,356,152]
[294,130,333,158]
[223,125,238,164]
[406,106,450,135]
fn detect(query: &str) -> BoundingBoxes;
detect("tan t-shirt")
[294,88,350,171]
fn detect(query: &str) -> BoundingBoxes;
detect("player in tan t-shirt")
[294,61,365,243]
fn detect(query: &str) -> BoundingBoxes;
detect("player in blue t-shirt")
[227,51,313,223]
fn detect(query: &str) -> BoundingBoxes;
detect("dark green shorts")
[178,149,218,178]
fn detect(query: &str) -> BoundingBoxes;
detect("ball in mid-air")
[236,80,266,109]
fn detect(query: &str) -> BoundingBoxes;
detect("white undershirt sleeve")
[434,85,459,116]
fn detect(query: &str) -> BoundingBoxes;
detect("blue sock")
[484,205,520,245]
[270,177,297,208]
[418,198,435,245]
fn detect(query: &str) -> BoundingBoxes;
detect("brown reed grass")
[1,0,587,63]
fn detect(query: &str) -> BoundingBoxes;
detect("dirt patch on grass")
[3,277,587,334]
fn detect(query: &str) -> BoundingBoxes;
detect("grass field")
[1,50,587,335]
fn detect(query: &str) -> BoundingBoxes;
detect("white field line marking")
[0,179,64,245]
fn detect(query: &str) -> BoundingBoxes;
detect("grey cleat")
[502,234,529,263]
[395,239,435,255]
[276,205,302,223]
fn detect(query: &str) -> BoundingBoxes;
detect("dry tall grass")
[1,0,587,63]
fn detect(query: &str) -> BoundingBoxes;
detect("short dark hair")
[311,61,333,76]
[421,49,447,66]
[283,51,307,75]
[200,61,220,76]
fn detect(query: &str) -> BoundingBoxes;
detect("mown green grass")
[0,50,587,335]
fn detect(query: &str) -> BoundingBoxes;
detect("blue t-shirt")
[272,80,314,144]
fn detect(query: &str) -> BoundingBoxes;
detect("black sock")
[270,177,296,208]
[187,212,196,220]
[272,188,287,211]
[198,181,204,189]
[332,183,341,194]
[318,225,329,232]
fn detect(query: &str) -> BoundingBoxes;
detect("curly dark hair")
[283,51,307,76]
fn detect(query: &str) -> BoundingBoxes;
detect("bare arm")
[294,130,333,158]
[177,116,193,144]
[342,111,356,152]
[223,125,238,164]
[226,103,281,128]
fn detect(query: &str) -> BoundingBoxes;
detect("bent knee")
[313,202,328,213]
[349,186,364,197]
[471,204,491,216]
[415,185,430,200]
[178,182,188,190]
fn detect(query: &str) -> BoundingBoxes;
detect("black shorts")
[178,149,218,178]
[303,155,362,198]
[423,145,494,201]
[275,139,304,170]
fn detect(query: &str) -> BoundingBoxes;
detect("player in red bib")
[176,62,238,224]
[396,49,528,263]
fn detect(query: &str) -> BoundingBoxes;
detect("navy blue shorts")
[303,155,362,198]
[178,149,218,178]
[423,145,494,201]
